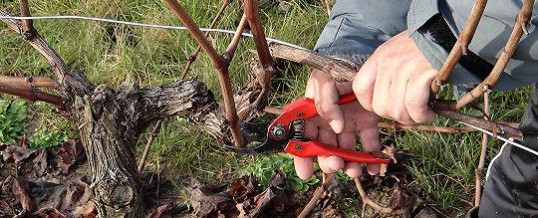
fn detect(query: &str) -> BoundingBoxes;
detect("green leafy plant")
[240,153,321,192]
[289,175,320,192]
[28,129,67,149]
[0,99,28,145]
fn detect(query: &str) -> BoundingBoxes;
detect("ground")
[0,0,532,217]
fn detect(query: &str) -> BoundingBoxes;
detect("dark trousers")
[469,84,538,217]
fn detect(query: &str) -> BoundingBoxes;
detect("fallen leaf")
[190,185,236,218]
[35,208,66,218]
[33,149,49,176]
[57,140,85,175]
[2,145,34,164]
[146,204,170,218]
[73,201,96,218]
[226,175,258,201]
[4,176,36,212]
[0,199,14,217]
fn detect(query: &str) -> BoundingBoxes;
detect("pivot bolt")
[272,124,286,139]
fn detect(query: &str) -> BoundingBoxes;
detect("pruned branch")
[269,43,360,82]
[431,0,487,93]
[453,0,535,109]
[163,0,244,146]
[0,80,64,109]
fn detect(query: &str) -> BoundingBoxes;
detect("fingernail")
[329,120,344,134]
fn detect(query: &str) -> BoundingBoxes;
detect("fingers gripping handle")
[284,140,391,164]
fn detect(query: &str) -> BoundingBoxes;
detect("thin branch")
[474,92,489,206]
[0,75,59,90]
[163,0,244,146]
[323,0,331,16]
[354,178,392,216]
[138,119,163,173]
[0,10,94,96]
[377,122,477,133]
[264,107,477,133]
[453,0,534,109]
[298,173,335,218]
[0,81,64,109]
[223,14,248,62]
[19,0,36,40]
[269,43,360,82]
[433,107,522,140]
[180,0,231,79]
[244,0,273,90]
[431,0,487,93]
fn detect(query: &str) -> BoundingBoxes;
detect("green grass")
[0,0,532,216]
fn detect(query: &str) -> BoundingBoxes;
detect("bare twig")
[0,80,64,109]
[453,0,534,109]
[269,44,360,82]
[264,107,477,133]
[474,92,489,206]
[0,75,59,90]
[19,0,36,40]
[163,0,244,146]
[354,178,392,216]
[244,0,273,90]
[180,0,231,79]
[223,14,248,62]
[298,173,336,218]
[138,119,163,173]
[377,122,477,133]
[431,0,487,93]
[323,0,331,16]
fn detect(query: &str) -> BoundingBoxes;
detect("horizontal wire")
[461,122,538,157]
[0,15,306,50]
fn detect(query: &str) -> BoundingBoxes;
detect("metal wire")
[461,122,538,157]
[0,15,306,50]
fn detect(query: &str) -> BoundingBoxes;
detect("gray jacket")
[315,0,538,90]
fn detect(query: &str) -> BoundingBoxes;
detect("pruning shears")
[226,93,392,164]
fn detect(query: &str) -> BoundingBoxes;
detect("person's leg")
[475,83,538,217]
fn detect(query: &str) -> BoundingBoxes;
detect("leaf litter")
[0,134,440,217]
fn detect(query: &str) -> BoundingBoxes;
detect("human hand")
[353,30,437,125]
[294,69,381,180]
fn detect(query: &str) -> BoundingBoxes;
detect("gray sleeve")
[408,0,538,90]
[314,0,411,65]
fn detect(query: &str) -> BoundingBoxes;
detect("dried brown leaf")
[0,199,14,217]
[146,204,170,218]
[57,140,85,174]
[226,175,258,201]
[35,208,66,218]
[33,149,49,176]
[73,201,96,218]
[2,145,34,164]
[190,185,236,218]
[4,176,36,212]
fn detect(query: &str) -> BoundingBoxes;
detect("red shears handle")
[280,92,391,164]
[285,140,391,164]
